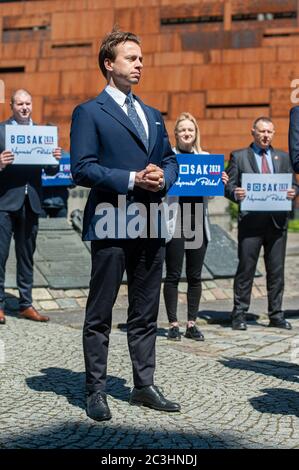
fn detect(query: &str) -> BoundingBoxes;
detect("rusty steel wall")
[0,0,298,157]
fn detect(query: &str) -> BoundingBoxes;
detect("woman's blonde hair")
[174,112,202,152]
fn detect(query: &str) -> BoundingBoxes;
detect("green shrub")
[288,218,299,232]
[227,200,239,221]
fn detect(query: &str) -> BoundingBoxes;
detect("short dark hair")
[252,116,273,129]
[98,28,141,78]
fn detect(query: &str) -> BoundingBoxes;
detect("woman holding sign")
[163,112,228,341]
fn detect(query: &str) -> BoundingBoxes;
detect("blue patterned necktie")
[125,95,148,151]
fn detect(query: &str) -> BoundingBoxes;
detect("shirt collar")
[105,85,130,108]
[252,142,271,155]
[10,117,33,126]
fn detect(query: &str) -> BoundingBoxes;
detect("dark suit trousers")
[84,238,165,393]
[0,197,38,310]
[233,215,287,320]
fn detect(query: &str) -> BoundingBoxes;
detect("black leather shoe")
[86,391,112,421]
[130,385,181,412]
[232,320,247,330]
[185,324,205,341]
[268,319,292,330]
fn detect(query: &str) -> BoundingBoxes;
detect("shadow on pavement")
[198,310,260,327]
[219,358,299,384]
[250,388,299,418]
[26,368,131,410]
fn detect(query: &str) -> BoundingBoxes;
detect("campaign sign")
[42,151,73,187]
[6,125,58,165]
[167,154,225,196]
[241,173,292,211]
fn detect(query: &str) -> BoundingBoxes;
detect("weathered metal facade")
[1,0,299,157]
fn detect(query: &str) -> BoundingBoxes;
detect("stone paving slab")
[0,316,299,449]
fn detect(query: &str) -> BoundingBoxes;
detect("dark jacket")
[225,144,298,230]
[0,118,58,214]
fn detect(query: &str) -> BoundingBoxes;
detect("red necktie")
[261,150,271,174]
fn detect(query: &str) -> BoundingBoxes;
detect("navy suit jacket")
[70,90,178,240]
[289,106,299,173]
[225,144,298,230]
[0,118,58,214]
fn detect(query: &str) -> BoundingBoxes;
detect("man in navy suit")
[71,30,179,421]
[0,89,61,325]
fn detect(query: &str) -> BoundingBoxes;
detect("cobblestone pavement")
[0,314,299,449]
[1,232,299,449]
[4,233,299,316]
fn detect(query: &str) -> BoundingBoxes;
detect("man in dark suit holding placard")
[225,117,297,331]
[0,89,61,325]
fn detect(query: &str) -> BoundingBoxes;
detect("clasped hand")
[135,164,164,192]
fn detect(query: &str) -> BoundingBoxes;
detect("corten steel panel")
[222,47,277,63]
[154,51,204,66]
[115,7,160,34]
[31,95,44,123]
[141,33,182,53]
[182,30,262,51]
[199,119,255,136]
[114,0,160,6]
[204,134,254,151]
[0,58,37,73]
[277,45,299,62]
[160,0,215,5]
[44,97,88,119]
[192,63,261,90]
[232,0,296,14]
[238,106,270,118]
[61,70,105,95]
[3,14,50,29]
[263,36,299,46]
[42,41,94,58]
[38,56,92,72]
[207,88,270,105]
[160,2,223,18]
[140,66,191,92]
[138,92,168,113]
[262,62,299,88]
[270,133,288,150]
[0,42,40,59]
[0,2,25,16]
[0,72,60,96]
[271,88,294,117]
[51,10,114,40]
[23,0,94,15]
[169,92,205,120]
[271,117,290,134]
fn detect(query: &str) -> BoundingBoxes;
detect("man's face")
[11,91,32,124]
[105,41,143,91]
[251,120,275,149]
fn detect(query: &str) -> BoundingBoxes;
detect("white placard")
[241,173,292,211]
[5,125,58,165]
